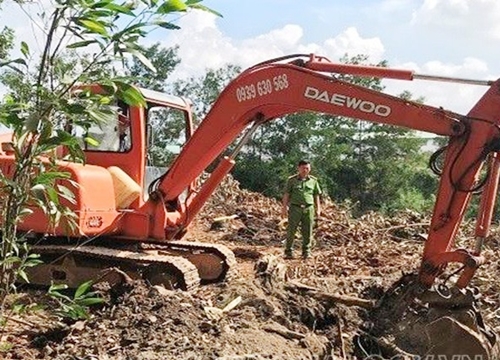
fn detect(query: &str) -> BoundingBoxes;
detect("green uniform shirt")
[285,174,322,205]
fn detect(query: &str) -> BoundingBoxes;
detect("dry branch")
[285,280,376,309]
[262,323,306,340]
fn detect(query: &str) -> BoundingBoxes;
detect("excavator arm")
[156,54,500,289]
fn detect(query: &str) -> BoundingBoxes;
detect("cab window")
[84,103,131,152]
[144,105,190,200]
[146,105,189,167]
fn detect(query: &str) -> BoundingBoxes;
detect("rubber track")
[32,245,201,291]
[140,241,237,283]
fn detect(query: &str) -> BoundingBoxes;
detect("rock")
[148,285,176,297]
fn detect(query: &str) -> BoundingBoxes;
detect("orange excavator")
[1,54,500,298]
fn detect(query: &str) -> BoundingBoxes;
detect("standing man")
[281,160,322,259]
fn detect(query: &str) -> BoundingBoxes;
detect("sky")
[1,0,500,115]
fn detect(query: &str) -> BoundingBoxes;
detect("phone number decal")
[235,74,289,102]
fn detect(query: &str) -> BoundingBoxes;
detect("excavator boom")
[161,60,466,199]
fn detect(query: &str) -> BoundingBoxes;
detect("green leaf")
[98,96,113,105]
[113,81,146,106]
[31,184,46,197]
[57,185,76,204]
[24,113,41,131]
[128,49,156,73]
[112,22,148,39]
[35,171,71,185]
[0,58,28,74]
[153,21,180,30]
[20,42,30,58]
[48,284,71,301]
[3,256,21,264]
[90,0,113,9]
[75,280,93,299]
[158,0,188,14]
[66,103,88,114]
[31,184,45,192]
[12,304,26,314]
[77,19,108,36]
[87,108,115,123]
[55,130,79,145]
[24,258,43,267]
[0,58,27,67]
[104,3,135,15]
[5,65,23,74]
[46,187,60,205]
[17,269,30,283]
[39,121,53,142]
[188,3,223,17]
[19,208,34,217]
[84,136,100,146]
[70,306,89,320]
[87,9,114,17]
[49,283,68,292]
[78,297,105,306]
[66,40,97,49]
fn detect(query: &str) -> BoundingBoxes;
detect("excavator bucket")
[356,274,498,359]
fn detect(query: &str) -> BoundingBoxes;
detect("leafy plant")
[0,0,220,316]
[48,280,104,321]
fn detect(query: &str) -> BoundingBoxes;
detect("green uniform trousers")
[285,204,315,256]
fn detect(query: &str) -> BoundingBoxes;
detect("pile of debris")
[197,174,500,358]
[200,175,431,286]
[201,174,430,247]
[5,269,336,359]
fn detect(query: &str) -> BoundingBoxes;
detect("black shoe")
[284,253,294,259]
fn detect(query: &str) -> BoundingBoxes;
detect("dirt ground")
[2,177,500,359]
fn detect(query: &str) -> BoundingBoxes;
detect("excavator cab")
[82,88,196,208]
